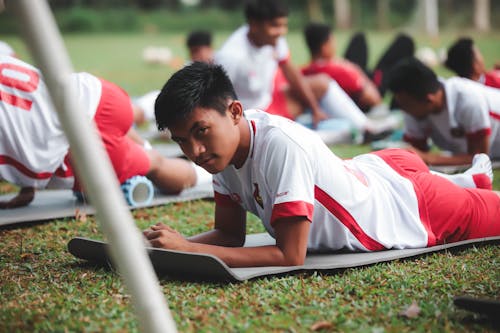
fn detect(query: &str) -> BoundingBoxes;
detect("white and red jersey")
[214,25,290,111]
[0,55,101,188]
[213,110,429,252]
[404,77,500,159]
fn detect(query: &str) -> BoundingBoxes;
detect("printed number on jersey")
[0,62,40,111]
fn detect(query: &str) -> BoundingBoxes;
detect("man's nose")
[188,139,206,159]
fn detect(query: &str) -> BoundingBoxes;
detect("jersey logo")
[229,192,242,204]
[253,183,263,209]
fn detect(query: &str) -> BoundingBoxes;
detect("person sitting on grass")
[302,22,383,113]
[142,61,500,268]
[386,57,500,167]
[214,0,396,141]
[0,55,209,209]
[445,37,500,89]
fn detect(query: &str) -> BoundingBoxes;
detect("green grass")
[1,32,500,332]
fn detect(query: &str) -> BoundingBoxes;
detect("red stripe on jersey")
[489,111,500,121]
[271,201,313,225]
[214,191,239,208]
[466,128,491,140]
[278,52,291,65]
[54,154,74,178]
[314,185,386,251]
[0,154,53,179]
[250,120,256,158]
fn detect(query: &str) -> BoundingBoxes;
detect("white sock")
[319,81,368,130]
[431,170,476,188]
[430,154,493,189]
[465,153,493,181]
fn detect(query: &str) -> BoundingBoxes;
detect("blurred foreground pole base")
[7,1,177,332]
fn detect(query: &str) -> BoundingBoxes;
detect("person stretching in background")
[186,30,214,64]
[445,37,500,89]
[302,23,383,113]
[386,57,500,170]
[0,55,209,208]
[215,0,397,141]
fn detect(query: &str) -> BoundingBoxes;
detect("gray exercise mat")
[67,233,500,283]
[152,143,184,158]
[429,160,500,174]
[0,182,213,227]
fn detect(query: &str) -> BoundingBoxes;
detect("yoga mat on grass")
[429,160,500,174]
[68,233,500,283]
[0,182,213,227]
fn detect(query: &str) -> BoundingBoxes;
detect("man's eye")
[198,127,208,134]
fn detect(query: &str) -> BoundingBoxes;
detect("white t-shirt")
[213,110,428,252]
[404,77,500,159]
[0,55,101,188]
[214,25,290,111]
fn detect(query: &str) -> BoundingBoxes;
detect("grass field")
[1,30,499,332]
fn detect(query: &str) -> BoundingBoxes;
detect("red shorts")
[265,68,293,119]
[372,149,500,245]
[92,79,150,184]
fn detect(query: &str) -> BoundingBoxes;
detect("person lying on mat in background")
[0,55,210,209]
[214,0,396,141]
[386,57,500,166]
[142,62,500,268]
[445,37,500,90]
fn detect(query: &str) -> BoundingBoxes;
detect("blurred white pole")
[7,1,177,332]
[333,0,351,30]
[474,0,490,32]
[423,0,439,37]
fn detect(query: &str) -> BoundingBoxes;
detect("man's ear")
[426,89,443,107]
[228,101,244,124]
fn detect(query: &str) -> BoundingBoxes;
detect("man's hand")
[143,222,189,250]
[0,187,35,209]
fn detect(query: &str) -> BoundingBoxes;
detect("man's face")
[169,105,241,174]
[394,91,442,120]
[249,16,288,47]
[472,45,486,77]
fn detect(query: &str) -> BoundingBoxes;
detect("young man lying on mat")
[143,62,500,268]
[0,55,209,209]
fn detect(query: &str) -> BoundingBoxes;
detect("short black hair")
[244,0,288,22]
[304,22,331,57]
[386,57,441,99]
[445,37,474,78]
[186,30,212,49]
[155,62,237,131]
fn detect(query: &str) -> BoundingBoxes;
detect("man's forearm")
[188,229,245,247]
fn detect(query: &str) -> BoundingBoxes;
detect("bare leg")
[146,150,197,194]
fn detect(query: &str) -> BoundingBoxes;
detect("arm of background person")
[0,186,35,209]
[407,133,489,165]
[280,60,328,126]
[356,79,383,111]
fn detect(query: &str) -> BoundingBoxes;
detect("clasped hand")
[143,222,188,250]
